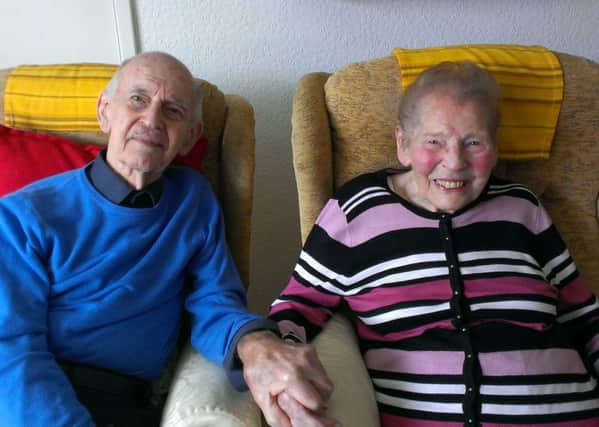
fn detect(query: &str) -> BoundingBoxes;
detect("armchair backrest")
[291,51,599,293]
[0,66,255,287]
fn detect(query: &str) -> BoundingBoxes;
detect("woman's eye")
[427,139,440,145]
[466,140,480,146]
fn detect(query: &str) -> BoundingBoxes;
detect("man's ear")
[395,126,411,167]
[179,122,204,155]
[97,92,112,134]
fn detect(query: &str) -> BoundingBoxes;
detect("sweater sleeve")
[269,199,346,343]
[184,188,264,387]
[534,205,599,373]
[0,201,93,426]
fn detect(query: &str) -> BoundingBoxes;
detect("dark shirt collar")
[87,151,163,207]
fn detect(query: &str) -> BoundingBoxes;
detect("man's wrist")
[237,329,280,363]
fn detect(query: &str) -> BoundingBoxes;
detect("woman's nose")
[443,143,466,170]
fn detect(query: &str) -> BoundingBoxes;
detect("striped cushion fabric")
[3,64,117,132]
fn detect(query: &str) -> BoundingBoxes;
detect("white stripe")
[483,397,599,415]
[344,191,392,215]
[360,301,451,325]
[550,261,577,286]
[458,250,539,267]
[376,391,463,413]
[373,378,464,394]
[542,248,571,277]
[487,184,536,199]
[460,264,545,278]
[481,378,597,396]
[306,267,449,296]
[298,250,446,286]
[470,300,556,315]
[340,186,388,211]
[271,298,286,307]
[558,297,599,323]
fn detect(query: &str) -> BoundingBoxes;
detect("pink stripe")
[365,347,464,375]
[315,199,352,245]
[483,420,599,427]
[347,204,438,246]
[453,195,551,234]
[585,334,599,356]
[269,301,328,326]
[464,276,556,299]
[357,319,455,342]
[281,277,341,307]
[348,277,556,312]
[558,276,594,308]
[380,414,462,427]
[347,279,452,311]
[479,348,586,375]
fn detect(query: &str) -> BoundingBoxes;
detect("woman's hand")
[237,330,337,427]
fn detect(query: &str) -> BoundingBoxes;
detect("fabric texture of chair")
[0,65,262,427]
[290,49,599,426]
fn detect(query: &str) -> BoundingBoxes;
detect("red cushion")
[0,125,208,197]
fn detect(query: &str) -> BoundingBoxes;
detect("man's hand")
[277,392,339,427]
[237,330,338,427]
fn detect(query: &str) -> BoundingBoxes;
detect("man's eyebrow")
[165,98,189,111]
[128,85,190,111]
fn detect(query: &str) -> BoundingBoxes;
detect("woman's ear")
[395,126,411,167]
[97,92,111,134]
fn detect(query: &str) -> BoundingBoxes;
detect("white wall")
[0,0,136,68]
[134,0,599,314]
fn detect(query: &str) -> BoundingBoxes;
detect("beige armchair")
[290,50,599,426]
[0,65,261,427]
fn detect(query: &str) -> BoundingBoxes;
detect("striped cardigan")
[270,169,599,427]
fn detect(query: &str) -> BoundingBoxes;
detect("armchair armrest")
[161,344,261,427]
[314,314,379,427]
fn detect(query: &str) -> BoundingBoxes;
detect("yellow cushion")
[393,44,563,160]
[4,64,117,132]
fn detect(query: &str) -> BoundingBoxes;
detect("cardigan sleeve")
[534,204,599,373]
[269,198,347,343]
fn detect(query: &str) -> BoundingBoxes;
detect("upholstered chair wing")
[290,51,599,426]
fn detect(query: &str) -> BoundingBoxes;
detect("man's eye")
[165,107,185,120]
[466,140,480,146]
[427,139,440,145]
[129,95,145,105]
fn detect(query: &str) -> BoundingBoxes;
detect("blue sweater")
[0,166,262,426]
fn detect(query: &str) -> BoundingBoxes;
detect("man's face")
[98,55,201,185]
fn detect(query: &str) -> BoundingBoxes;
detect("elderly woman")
[269,61,599,426]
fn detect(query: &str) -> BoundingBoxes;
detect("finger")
[304,362,334,401]
[277,392,339,427]
[261,393,292,427]
[294,345,335,400]
[283,377,328,413]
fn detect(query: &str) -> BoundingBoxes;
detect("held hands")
[237,330,339,427]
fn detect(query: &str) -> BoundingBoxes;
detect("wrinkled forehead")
[119,56,196,103]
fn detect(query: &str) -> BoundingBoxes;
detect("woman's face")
[396,92,497,213]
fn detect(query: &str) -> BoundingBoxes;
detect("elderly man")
[0,52,334,427]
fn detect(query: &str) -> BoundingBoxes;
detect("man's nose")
[143,102,164,130]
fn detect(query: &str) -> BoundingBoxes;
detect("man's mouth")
[128,134,165,149]
[434,179,465,189]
